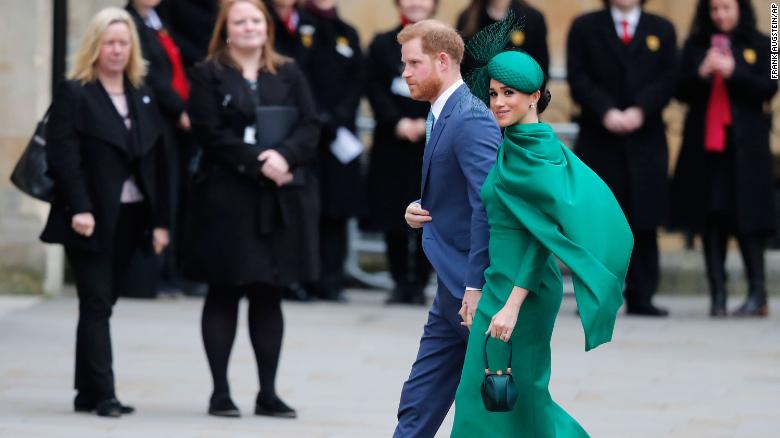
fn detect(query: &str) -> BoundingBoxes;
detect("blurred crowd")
[32,0,776,418]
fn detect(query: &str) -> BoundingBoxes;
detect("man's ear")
[437,52,449,71]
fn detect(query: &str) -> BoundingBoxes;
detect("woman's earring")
[529,102,537,109]
[226,37,231,45]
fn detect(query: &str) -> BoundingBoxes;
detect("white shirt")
[430,78,464,124]
[611,6,641,41]
[143,9,163,30]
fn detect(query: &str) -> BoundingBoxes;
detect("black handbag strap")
[483,333,513,374]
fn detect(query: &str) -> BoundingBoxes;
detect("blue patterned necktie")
[426,111,436,145]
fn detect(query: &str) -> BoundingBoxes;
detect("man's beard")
[410,73,443,102]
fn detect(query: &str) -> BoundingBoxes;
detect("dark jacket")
[363,26,430,232]
[306,12,365,218]
[126,3,186,119]
[567,9,678,230]
[264,3,320,79]
[456,1,550,77]
[40,79,168,252]
[670,29,778,234]
[156,0,218,69]
[183,59,321,285]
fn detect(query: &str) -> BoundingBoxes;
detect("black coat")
[183,59,321,285]
[126,4,186,119]
[264,3,320,78]
[456,1,549,77]
[363,26,430,232]
[40,79,168,252]
[156,0,218,68]
[670,30,778,234]
[306,13,364,218]
[567,10,678,230]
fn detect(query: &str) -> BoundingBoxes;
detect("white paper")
[329,127,363,164]
[243,126,256,144]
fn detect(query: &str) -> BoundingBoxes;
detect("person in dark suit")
[567,0,677,317]
[671,0,777,317]
[456,0,549,77]
[364,0,438,305]
[126,0,196,296]
[393,20,501,437]
[156,0,219,69]
[302,0,365,302]
[183,0,320,418]
[40,7,169,417]
[263,0,320,77]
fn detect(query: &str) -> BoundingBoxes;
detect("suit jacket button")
[238,164,246,173]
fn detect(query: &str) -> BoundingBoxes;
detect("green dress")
[451,122,634,437]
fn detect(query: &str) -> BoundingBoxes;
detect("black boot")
[733,235,769,317]
[255,393,297,418]
[702,223,729,318]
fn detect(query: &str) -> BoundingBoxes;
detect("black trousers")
[702,213,767,298]
[318,216,348,295]
[66,202,149,401]
[384,229,432,291]
[624,229,660,309]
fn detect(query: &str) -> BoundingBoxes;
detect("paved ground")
[0,290,778,438]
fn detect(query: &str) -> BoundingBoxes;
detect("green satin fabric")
[452,122,633,437]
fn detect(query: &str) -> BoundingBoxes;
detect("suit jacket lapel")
[420,84,466,196]
[599,10,630,68]
[126,80,161,156]
[84,81,129,152]
[627,12,649,55]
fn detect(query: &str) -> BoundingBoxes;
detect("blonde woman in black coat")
[671,0,778,317]
[184,0,320,418]
[40,7,169,417]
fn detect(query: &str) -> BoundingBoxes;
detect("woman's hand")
[258,149,291,186]
[711,52,735,78]
[177,111,191,131]
[71,212,96,237]
[486,286,529,342]
[152,228,170,255]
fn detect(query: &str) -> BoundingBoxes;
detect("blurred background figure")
[183,0,319,418]
[567,0,678,317]
[156,0,220,70]
[455,0,549,77]
[671,0,778,317]
[40,7,169,416]
[303,0,365,302]
[126,0,202,297]
[363,0,438,306]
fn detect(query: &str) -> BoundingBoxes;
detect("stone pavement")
[0,290,778,438]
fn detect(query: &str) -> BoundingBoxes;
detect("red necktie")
[704,74,732,153]
[621,20,632,45]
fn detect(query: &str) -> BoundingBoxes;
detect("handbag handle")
[483,333,513,375]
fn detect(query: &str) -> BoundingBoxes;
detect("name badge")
[243,126,256,144]
[391,76,411,97]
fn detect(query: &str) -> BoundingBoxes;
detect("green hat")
[487,51,544,94]
[464,11,544,104]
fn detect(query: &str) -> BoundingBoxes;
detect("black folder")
[255,106,304,186]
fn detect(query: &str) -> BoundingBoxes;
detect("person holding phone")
[671,0,777,317]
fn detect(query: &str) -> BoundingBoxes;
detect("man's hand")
[621,106,644,133]
[395,118,418,142]
[459,289,482,330]
[152,228,170,255]
[404,202,432,229]
[71,212,95,237]
[603,108,628,134]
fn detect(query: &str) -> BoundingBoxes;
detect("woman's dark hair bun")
[537,89,552,114]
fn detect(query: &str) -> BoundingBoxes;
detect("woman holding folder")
[184,0,320,418]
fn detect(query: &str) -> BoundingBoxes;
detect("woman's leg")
[702,213,730,316]
[201,284,242,403]
[246,285,296,417]
[733,233,769,316]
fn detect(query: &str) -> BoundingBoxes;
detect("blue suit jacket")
[419,84,501,299]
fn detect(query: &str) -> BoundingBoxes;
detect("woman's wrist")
[505,286,528,311]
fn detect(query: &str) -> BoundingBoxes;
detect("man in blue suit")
[393,20,501,438]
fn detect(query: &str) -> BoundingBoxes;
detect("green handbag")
[480,334,519,412]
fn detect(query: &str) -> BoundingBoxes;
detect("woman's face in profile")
[709,0,739,34]
[227,1,268,51]
[398,0,436,24]
[97,22,132,76]
[489,79,534,128]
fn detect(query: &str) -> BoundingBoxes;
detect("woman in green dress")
[451,20,634,438]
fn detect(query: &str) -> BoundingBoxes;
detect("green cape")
[494,122,634,351]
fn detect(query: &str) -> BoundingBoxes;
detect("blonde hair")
[397,19,465,65]
[68,7,147,87]
[208,0,289,74]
